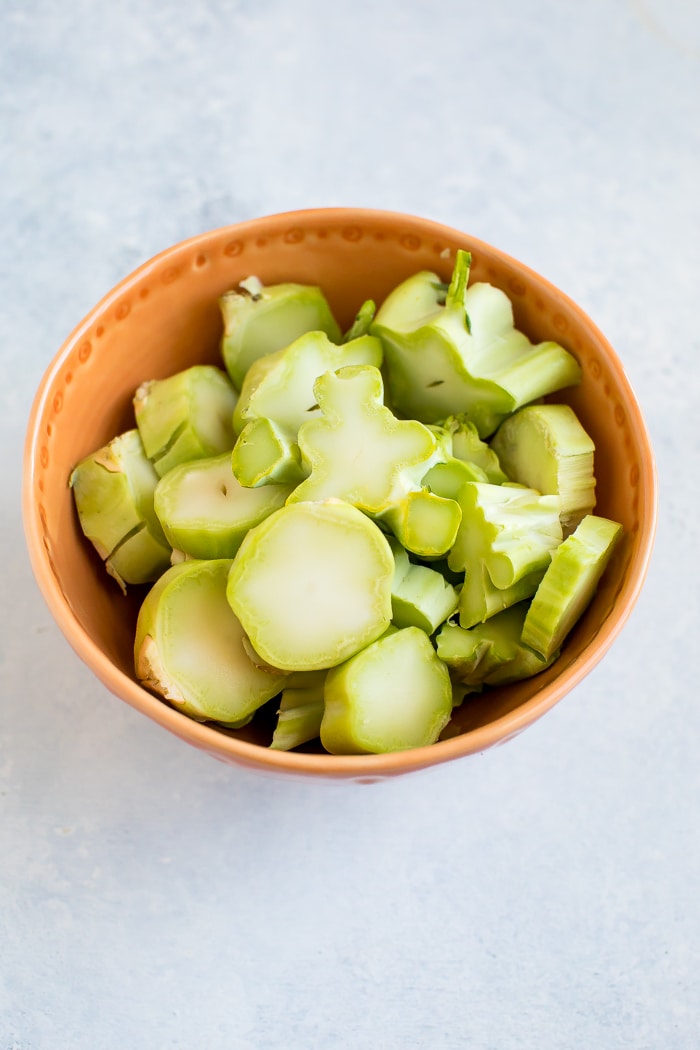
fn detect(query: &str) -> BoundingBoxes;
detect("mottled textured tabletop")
[2,2,698,1047]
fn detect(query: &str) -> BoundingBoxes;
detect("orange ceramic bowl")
[23,209,657,780]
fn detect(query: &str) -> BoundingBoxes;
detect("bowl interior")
[24,210,656,776]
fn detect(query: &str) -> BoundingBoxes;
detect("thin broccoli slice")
[521,514,623,659]
[270,671,327,751]
[231,417,306,488]
[388,538,460,634]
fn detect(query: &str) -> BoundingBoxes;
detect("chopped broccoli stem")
[371,255,581,435]
[231,417,307,488]
[422,457,489,498]
[436,602,557,694]
[134,559,283,726]
[226,501,394,672]
[134,366,238,478]
[388,538,459,634]
[153,452,294,560]
[219,278,342,388]
[490,404,596,534]
[320,627,453,754]
[438,414,508,483]
[270,673,327,751]
[382,489,462,558]
[521,515,623,659]
[233,330,382,436]
[69,429,171,587]
[290,365,442,517]
[448,481,562,628]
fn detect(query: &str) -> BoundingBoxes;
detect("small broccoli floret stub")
[448,481,563,628]
[436,602,557,694]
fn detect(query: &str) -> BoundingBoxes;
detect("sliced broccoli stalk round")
[320,626,453,754]
[134,559,283,726]
[134,365,238,478]
[219,277,342,388]
[226,501,394,672]
[231,417,307,488]
[153,452,294,560]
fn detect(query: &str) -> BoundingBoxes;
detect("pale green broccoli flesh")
[490,404,596,535]
[448,482,563,628]
[270,671,327,751]
[134,559,283,726]
[134,365,238,478]
[371,249,581,435]
[436,602,557,694]
[388,538,459,635]
[233,330,383,435]
[231,417,306,488]
[521,515,623,659]
[220,278,342,388]
[153,452,294,560]
[69,429,171,590]
[226,501,394,672]
[320,627,453,754]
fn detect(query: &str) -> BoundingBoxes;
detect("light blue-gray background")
[2,2,698,1047]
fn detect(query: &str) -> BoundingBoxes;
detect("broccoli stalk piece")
[134,365,238,478]
[438,414,508,483]
[448,481,563,628]
[153,452,294,560]
[289,365,460,555]
[135,559,283,726]
[232,330,382,436]
[436,602,557,694]
[270,671,327,751]
[388,538,460,634]
[371,249,581,435]
[231,417,307,488]
[320,627,453,754]
[219,276,342,388]
[69,429,171,591]
[521,514,623,659]
[226,501,394,672]
[490,404,596,535]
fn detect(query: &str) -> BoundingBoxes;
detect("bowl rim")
[22,206,658,778]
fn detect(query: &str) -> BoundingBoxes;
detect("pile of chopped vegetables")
[69,251,622,754]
